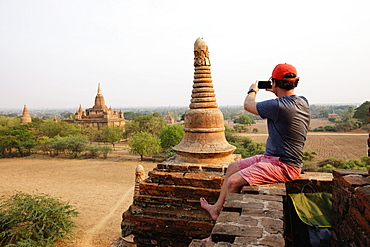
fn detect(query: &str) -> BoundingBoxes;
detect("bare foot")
[202,236,211,241]
[200,197,220,221]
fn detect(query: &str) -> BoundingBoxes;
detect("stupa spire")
[93,83,106,110]
[20,105,32,125]
[97,83,102,95]
[173,38,236,164]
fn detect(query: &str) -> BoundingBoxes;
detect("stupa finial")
[194,37,210,66]
[97,83,102,95]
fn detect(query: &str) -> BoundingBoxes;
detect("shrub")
[0,191,78,247]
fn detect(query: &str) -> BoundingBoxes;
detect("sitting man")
[200,63,310,221]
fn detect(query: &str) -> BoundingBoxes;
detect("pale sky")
[0,0,369,110]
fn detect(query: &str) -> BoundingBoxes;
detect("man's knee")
[226,173,248,192]
[226,161,240,175]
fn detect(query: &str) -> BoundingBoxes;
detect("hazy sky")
[0,0,369,111]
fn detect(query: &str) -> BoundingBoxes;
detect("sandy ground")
[0,143,158,247]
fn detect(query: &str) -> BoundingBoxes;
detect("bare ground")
[0,143,158,247]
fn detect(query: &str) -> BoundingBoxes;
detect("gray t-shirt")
[256,95,310,167]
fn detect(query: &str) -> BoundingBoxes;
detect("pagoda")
[65,84,125,129]
[20,105,32,125]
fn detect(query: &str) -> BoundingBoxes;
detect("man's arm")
[244,82,259,116]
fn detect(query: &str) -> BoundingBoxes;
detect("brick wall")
[331,169,370,247]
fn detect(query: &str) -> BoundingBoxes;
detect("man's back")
[257,95,310,167]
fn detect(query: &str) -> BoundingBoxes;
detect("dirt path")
[0,143,158,247]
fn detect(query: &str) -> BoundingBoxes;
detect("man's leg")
[200,161,249,221]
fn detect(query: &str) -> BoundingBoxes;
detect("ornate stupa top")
[194,37,210,66]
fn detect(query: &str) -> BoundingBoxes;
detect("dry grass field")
[236,118,369,162]
[0,143,158,247]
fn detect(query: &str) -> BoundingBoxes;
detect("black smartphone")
[257,81,272,89]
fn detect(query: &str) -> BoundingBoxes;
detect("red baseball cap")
[271,63,297,80]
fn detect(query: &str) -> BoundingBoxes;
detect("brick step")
[129,204,212,222]
[139,181,220,201]
[147,170,223,189]
[133,194,214,210]
[124,211,214,237]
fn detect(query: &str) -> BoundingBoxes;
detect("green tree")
[159,125,184,157]
[82,127,101,144]
[128,132,161,161]
[38,120,81,138]
[102,125,122,150]
[0,191,78,247]
[50,136,68,156]
[124,111,137,120]
[36,136,54,155]
[64,135,88,158]
[234,114,255,125]
[0,125,35,157]
[353,101,370,123]
[99,145,113,159]
[124,115,166,138]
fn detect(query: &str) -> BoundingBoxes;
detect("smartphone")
[257,81,272,89]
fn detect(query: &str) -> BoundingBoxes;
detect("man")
[200,63,310,221]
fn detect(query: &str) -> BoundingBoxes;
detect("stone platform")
[189,172,333,247]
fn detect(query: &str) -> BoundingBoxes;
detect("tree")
[37,120,81,138]
[102,125,122,150]
[124,115,166,138]
[36,136,54,155]
[234,114,255,125]
[82,127,101,144]
[159,125,184,156]
[353,101,370,123]
[128,132,161,161]
[64,135,88,158]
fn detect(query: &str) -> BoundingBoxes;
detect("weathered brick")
[261,217,284,234]
[333,169,368,179]
[350,206,370,234]
[356,187,370,211]
[212,223,239,236]
[243,193,283,202]
[233,236,258,245]
[266,201,283,211]
[237,215,258,227]
[259,234,285,247]
[340,175,370,191]
[239,225,263,237]
[217,211,240,224]
[241,207,264,216]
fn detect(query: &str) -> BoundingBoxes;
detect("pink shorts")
[237,154,301,186]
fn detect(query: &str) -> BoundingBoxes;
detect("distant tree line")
[0,118,118,158]
[311,101,369,132]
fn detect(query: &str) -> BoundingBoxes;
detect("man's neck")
[276,88,295,98]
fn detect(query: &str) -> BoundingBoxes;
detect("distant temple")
[163,112,175,124]
[64,84,125,130]
[20,105,32,125]
[328,109,338,120]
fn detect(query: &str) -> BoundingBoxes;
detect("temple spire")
[97,83,102,95]
[20,105,32,125]
[93,83,106,110]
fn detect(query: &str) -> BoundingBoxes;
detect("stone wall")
[331,169,370,247]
